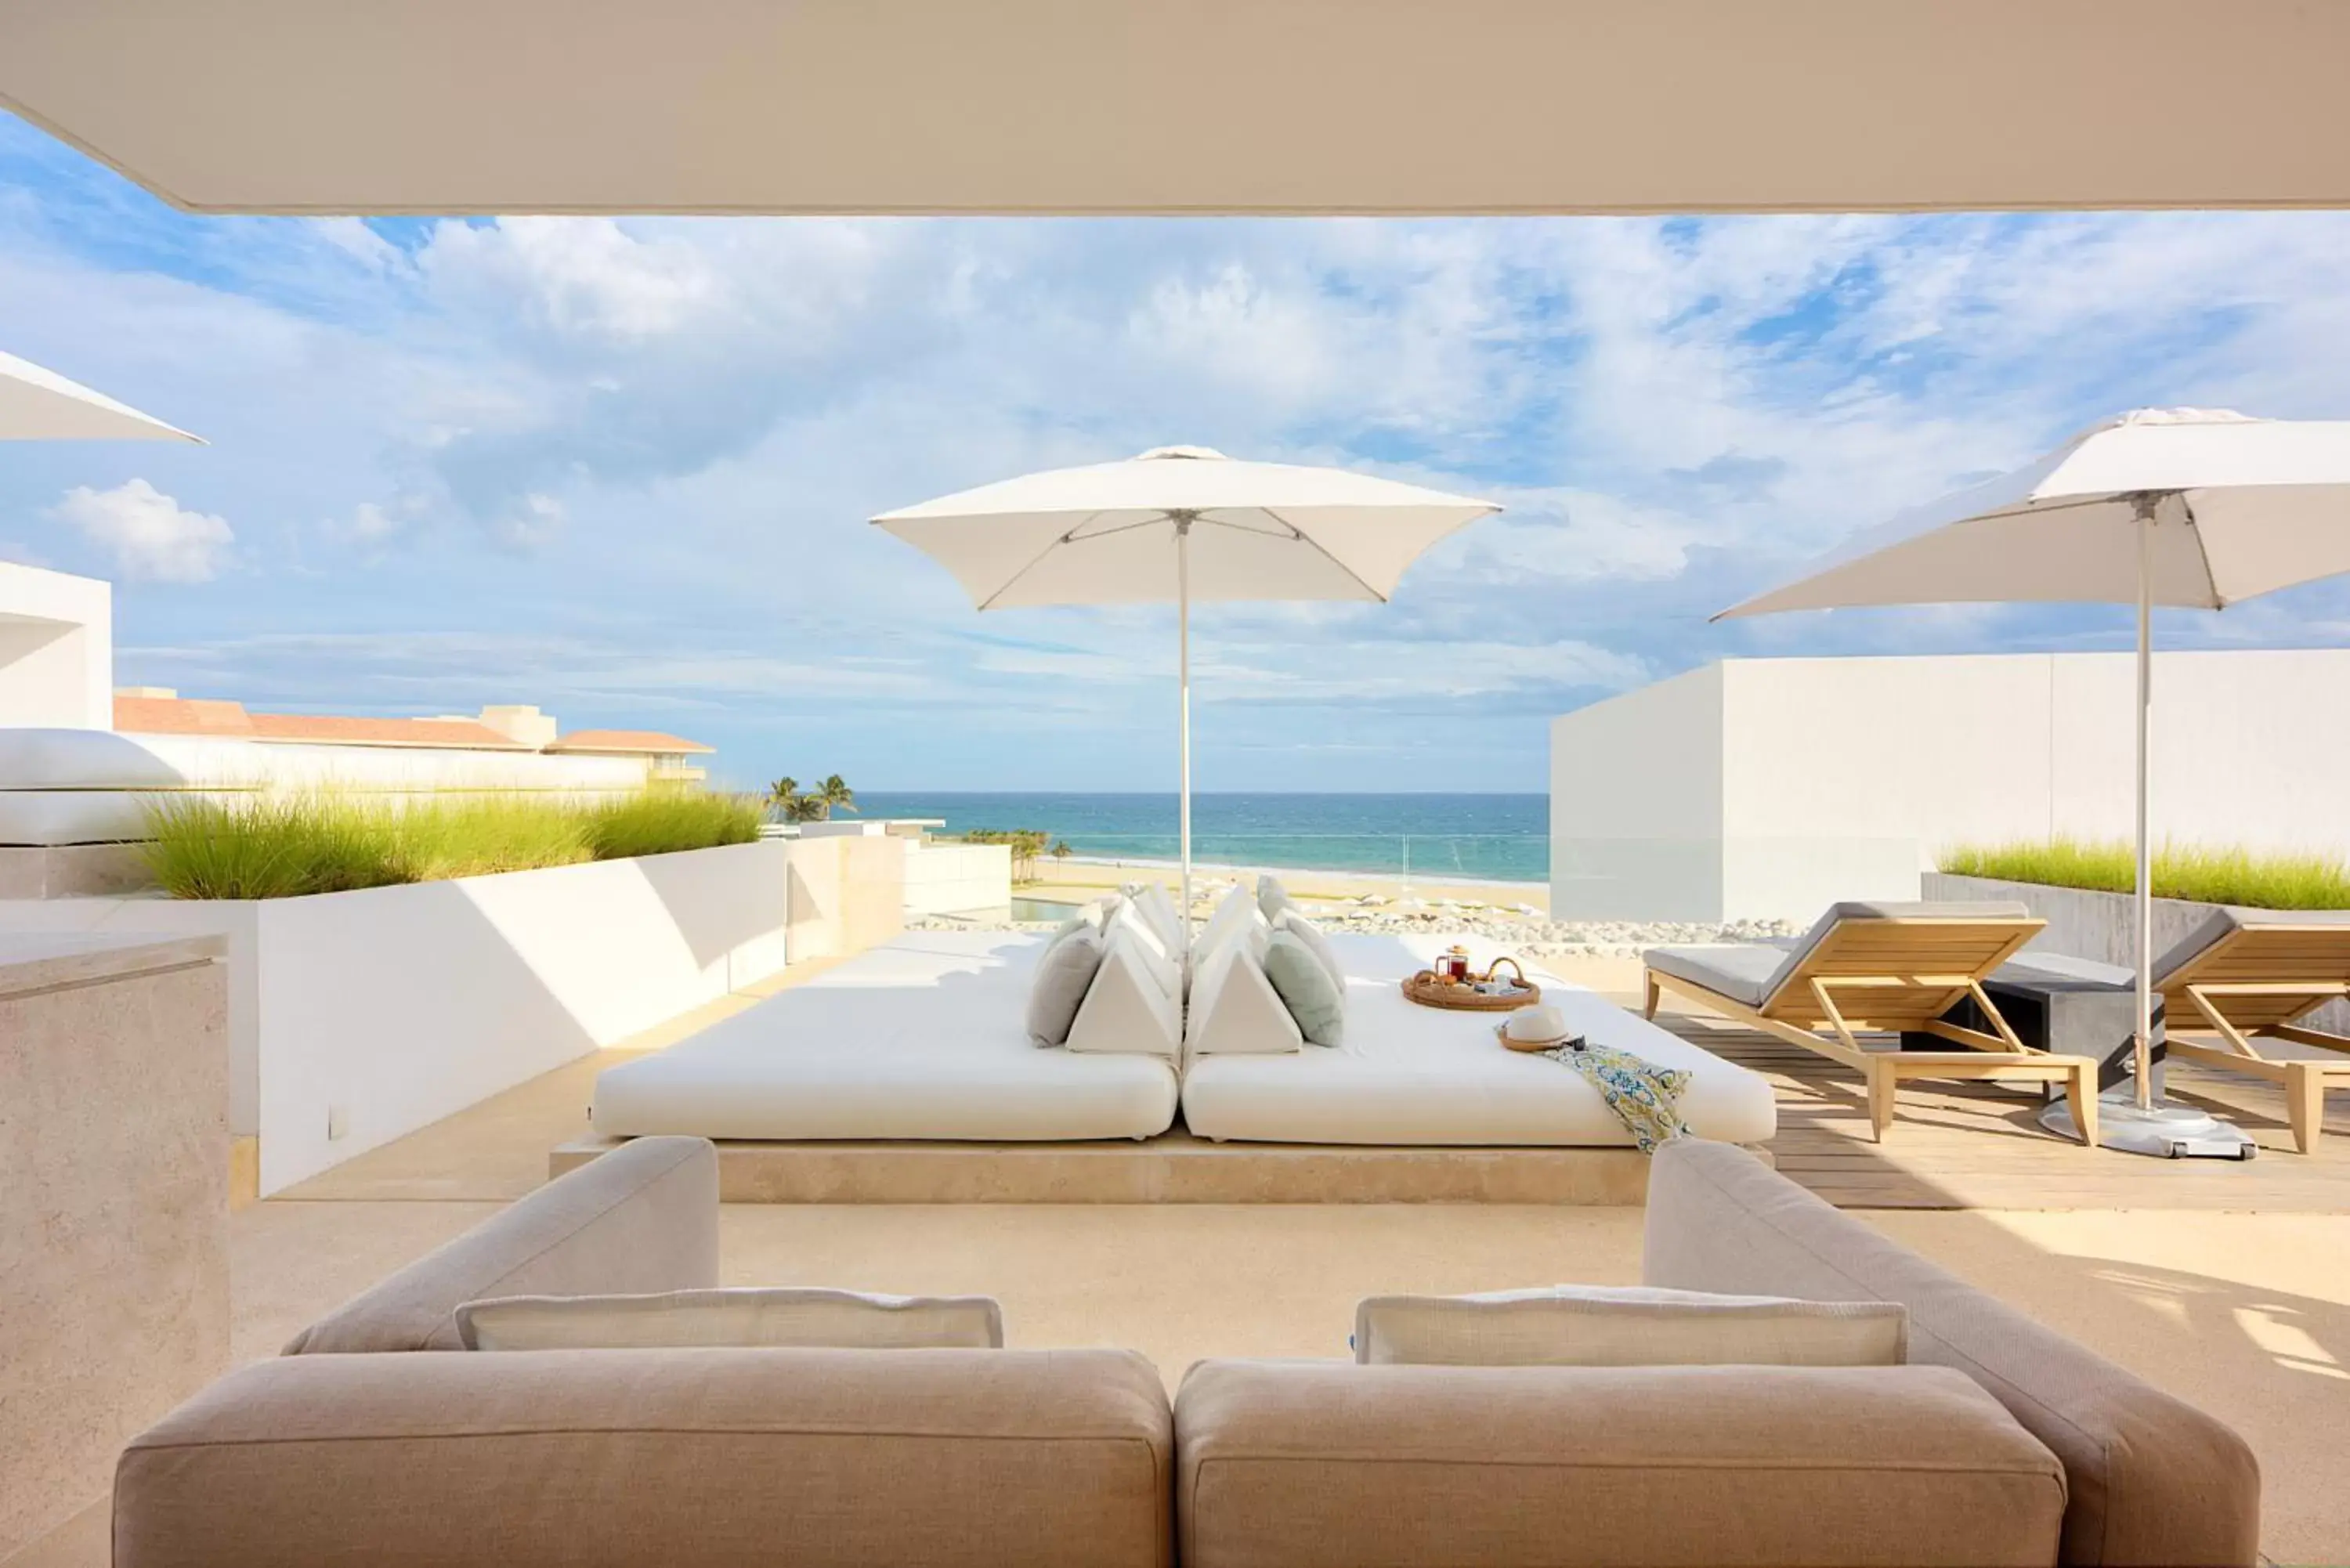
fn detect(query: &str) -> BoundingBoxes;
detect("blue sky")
[7,113,2350,793]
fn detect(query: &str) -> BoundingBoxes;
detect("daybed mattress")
[1180,934,1777,1147]
[591,931,1180,1142]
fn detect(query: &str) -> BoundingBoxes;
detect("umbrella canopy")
[876,446,1499,932]
[875,445,1498,608]
[1722,409,2350,616]
[1720,407,2350,1149]
[0,349,201,443]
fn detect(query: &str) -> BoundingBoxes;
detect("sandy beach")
[1025,854,1550,916]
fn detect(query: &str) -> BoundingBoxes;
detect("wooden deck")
[1650,1003,2350,1210]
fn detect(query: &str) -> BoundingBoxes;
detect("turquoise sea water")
[854,793,1548,885]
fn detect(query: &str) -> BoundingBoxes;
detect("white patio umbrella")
[1721,407,2350,1154]
[0,349,201,443]
[874,446,1499,934]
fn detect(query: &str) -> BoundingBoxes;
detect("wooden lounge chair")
[2153,907,2350,1153]
[1643,901,2099,1146]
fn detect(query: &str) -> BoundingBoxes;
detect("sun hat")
[1497,1003,1575,1051]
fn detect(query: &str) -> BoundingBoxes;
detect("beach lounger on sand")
[2153,908,2350,1153]
[1643,901,2102,1146]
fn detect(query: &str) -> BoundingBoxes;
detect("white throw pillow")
[1123,881,1184,950]
[456,1287,1004,1351]
[1186,927,1304,1056]
[1065,927,1183,1057]
[1354,1284,1909,1367]
[1256,873,1292,921]
[1273,909,1347,995]
[1104,896,1181,999]
[1191,883,1266,963]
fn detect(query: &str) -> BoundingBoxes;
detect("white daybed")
[1180,934,1778,1147]
[591,930,1180,1142]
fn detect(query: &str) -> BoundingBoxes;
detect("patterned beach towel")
[1546,1042,1691,1154]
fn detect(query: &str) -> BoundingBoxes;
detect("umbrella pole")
[1178,518,1193,952]
[2133,497,2156,1112]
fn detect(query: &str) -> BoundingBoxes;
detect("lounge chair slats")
[2153,909,2350,1151]
[1644,902,2100,1147]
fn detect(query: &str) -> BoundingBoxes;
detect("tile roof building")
[112,691,713,779]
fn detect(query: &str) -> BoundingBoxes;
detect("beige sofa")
[115,1136,2258,1567]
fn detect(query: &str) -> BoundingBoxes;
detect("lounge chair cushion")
[1644,943,1788,1009]
[1650,901,2037,1009]
[2153,904,2350,986]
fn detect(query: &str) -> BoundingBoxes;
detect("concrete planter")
[1926,872,2350,1036]
[0,841,796,1194]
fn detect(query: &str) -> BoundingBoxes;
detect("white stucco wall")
[0,562,110,729]
[902,840,1012,915]
[1549,663,1723,920]
[1553,650,2350,923]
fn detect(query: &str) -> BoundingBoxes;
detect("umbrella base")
[2040,1086,2258,1160]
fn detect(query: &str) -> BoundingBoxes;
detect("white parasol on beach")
[1721,408,2350,1155]
[1,349,201,443]
[875,446,1498,937]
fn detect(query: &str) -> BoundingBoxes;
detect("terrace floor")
[1653,1008,2350,1211]
[14,958,2349,1566]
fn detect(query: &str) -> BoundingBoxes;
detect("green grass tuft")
[583,788,764,861]
[139,788,763,900]
[1940,837,2350,909]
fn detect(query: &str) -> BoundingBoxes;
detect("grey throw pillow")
[1028,928,1104,1046]
[1264,927,1344,1046]
[1256,873,1293,922]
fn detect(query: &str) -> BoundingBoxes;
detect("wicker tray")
[1401,956,1542,1012]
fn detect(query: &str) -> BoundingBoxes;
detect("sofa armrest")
[283,1136,719,1353]
[117,1347,1172,1568]
[1643,1140,2259,1567]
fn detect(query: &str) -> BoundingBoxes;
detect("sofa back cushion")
[1643,1140,2259,1567]
[1354,1284,1907,1366]
[282,1136,719,1354]
[1174,1359,2064,1568]
[456,1287,1003,1351]
[118,1346,1173,1568]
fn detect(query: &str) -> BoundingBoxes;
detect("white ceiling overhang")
[4,1,2348,216]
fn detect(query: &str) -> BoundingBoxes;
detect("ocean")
[852,793,1549,885]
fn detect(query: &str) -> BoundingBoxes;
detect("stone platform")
[548,1128,1704,1204]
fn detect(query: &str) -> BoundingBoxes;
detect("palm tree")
[817,775,858,820]
[766,777,800,824]
[1050,839,1072,862]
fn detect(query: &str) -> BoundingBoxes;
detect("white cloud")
[12,143,2350,789]
[51,479,233,583]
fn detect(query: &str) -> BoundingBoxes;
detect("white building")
[0,562,722,893]
[0,561,110,728]
[1550,651,2350,923]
